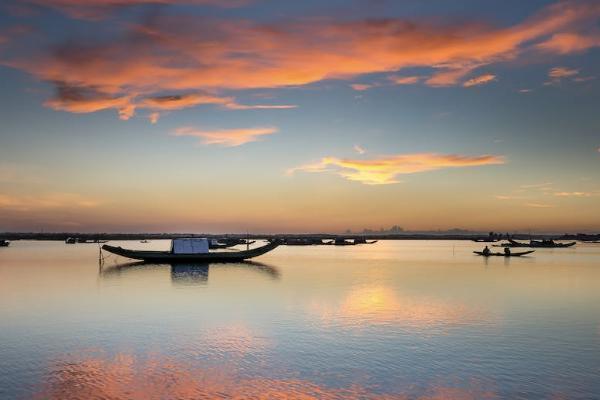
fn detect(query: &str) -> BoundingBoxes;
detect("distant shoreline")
[1,232,597,242]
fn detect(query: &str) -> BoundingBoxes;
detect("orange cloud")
[537,32,600,54]
[139,93,230,110]
[44,87,294,120]
[8,1,600,118]
[172,126,277,146]
[463,74,496,87]
[288,153,505,185]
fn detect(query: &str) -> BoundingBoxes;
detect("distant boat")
[471,238,500,243]
[140,240,149,243]
[352,238,378,244]
[497,239,576,248]
[102,238,279,262]
[332,238,356,246]
[474,250,535,257]
[0,240,9,247]
[65,237,77,244]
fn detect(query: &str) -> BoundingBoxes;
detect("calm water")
[1,240,599,399]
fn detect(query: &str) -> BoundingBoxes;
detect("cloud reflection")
[36,351,498,399]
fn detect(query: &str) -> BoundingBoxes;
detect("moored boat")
[497,239,576,248]
[0,240,9,247]
[102,238,279,262]
[474,250,534,257]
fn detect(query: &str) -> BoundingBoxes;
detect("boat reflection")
[171,264,210,285]
[99,260,280,284]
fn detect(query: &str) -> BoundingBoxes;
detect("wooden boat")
[102,240,279,262]
[471,238,499,243]
[0,240,9,247]
[474,250,534,257]
[498,239,576,248]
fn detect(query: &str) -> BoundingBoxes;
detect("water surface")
[1,240,599,399]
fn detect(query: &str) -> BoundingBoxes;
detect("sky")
[0,0,599,233]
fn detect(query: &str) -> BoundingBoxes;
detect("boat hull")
[499,240,576,248]
[102,241,279,262]
[474,250,535,257]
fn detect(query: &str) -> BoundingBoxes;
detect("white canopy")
[171,238,209,254]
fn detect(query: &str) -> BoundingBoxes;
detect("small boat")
[0,240,9,247]
[471,238,499,243]
[474,250,535,257]
[140,240,149,243]
[65,237,77,244]
[102,238,279,262]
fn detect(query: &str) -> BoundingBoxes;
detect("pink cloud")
[350,83,372,91]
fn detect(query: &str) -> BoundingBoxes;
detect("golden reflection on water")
[310,285,489,330]
[36,351,498,400]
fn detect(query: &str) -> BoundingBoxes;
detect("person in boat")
[482,246,490,256]
[504,247,511,256]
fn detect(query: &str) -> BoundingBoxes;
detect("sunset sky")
[0,0,599,233]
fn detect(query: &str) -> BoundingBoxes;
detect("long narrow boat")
[474,250,535,257]
[102,240,279,262]
[0,240,9,247]
[497,239,576,248]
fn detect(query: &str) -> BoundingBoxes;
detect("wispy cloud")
[222,102,297,110]
[353,145,366,155]
[8,1,600,119]
[29,0,248,19]
[148,112,160,124]
[171,126,277,147]
[553,191,595,197]
[463,74,496,87]
[288,153,505,185]
[520,182,554,190]
[525,202,556,208]
[548,67,579,79]
[44,88,295,121]
[495,195,524,200]
[389,75,421,85]
[349,84,372,91]
[537,32,600,54]
[0,192,100,211]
